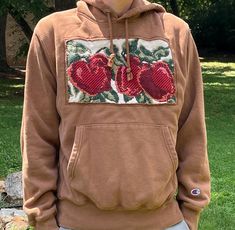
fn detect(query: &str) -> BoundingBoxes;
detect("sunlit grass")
[199,59,235,230]
[0,77,24,177]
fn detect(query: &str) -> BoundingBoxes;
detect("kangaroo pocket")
[67,122,178,211]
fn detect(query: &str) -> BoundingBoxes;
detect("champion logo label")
[191,188,201,196]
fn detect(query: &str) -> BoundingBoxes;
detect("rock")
[5,216,28,230]
[0,180,7,202]
[5,171,23,200]
[0,208,26,217]
[0,217,4,229]
[0,208,28,230]
[0,173,29,229]
[0,180,5,193]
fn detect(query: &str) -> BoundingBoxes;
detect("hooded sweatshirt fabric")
[20,0,211,229]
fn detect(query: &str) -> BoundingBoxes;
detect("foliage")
[0,0,50,20]
[187,0,235,50]
[154,0,235,51]
[0,0,53,66]
[0,0,234,63]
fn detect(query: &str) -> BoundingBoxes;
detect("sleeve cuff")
[180,204,201,230]
[33,216,59,230]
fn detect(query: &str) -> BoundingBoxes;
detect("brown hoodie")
[20,0,211,229]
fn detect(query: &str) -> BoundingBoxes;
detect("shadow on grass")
[200,56,235,63]
[199,48,235,63]
[200,59,235,229]
[0,77,25,98]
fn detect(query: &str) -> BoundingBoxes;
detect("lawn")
[199,57,235,230]
[0,76,24,178]
[0,57,234,229]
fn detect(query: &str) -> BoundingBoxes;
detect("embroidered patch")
[191,188,201,196]
[65,38,176,104]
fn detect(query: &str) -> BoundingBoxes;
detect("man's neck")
[103,0,134,16]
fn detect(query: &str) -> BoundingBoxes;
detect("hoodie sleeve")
[175,27,211,230]
[20,23,60,230]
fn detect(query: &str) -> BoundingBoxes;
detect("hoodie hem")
[56,198,184,230]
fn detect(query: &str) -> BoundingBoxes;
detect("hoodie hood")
[77,0,166,81]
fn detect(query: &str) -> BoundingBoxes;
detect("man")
[20,0,211,229]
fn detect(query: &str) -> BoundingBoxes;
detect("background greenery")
[0,0,235,72]
[154,0,235,51]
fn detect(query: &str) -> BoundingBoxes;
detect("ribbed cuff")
[34,216,59,230]
[180,204,201,230]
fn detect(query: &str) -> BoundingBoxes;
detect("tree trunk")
[8,5,33,42]
[0,11,9,72]
[169,0,180,17]
[55,0,76,11]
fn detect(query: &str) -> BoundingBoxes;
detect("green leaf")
[167,96,176,104]
[143,92,153,104]
[135,92,153,104]
[67,53,82,66]
[67,84,72,96]
[113,44,119,53]
[136,92,145,103]
[79,92,91,102]
[129,39,138,54]
[97,47,109,54]
[123,38,140,56]
[153,48,170,59]
[123,94,133,102]
[73,86,80,94]
[114,54,125,65]
[92,99,101,103]
[99,93,106,102]
[167,59,175,73]
[139,45,154,58]
[111,69,115,81]
[139,52,155,63]
[92,93,106,102]
[68,41,89,53]
[121,48,127,60]
[66,42,91,65]
[157,46,167,50]
[78,92,85,101]
[104,44,125,66]
[110,89,119,102]
[135,49,141,56]
[102,89,119,103]
[104,49,111,56]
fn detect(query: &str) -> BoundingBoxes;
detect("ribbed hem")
[56,198,184,230]
[34,216,59,230]
[180,205,201,230]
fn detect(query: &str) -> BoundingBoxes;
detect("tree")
[0,10,9,72]
[0,0,234,74]
[0,0,52,73]
[55,0,76,11]
[169,0,179,16]
[155,0,235,51]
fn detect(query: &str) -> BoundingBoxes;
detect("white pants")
[59,219,190,230]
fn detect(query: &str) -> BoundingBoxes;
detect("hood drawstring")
[106,12,115,68]
[125,18,133,81]
[106,11,133,81]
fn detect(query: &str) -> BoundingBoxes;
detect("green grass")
[199,58,235,230]
[0,57,234,229]
[0,77,24,178]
